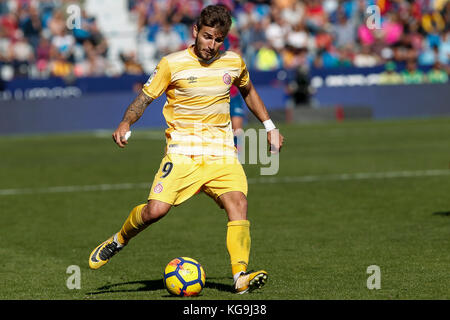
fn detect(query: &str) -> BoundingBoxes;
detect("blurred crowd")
[0,0,449,81]
[0,0,110,80]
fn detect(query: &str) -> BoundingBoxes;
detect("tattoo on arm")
[122,92,153,124]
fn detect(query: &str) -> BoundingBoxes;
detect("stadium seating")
[0,0,448,81]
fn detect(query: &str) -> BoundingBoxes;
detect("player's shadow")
[204,277,233,292]
[87,279,164,295]
[87,277,232,296]
[432,211,450,217]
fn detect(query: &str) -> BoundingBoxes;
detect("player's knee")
[142,200,171,224]
[226,192,248,221]
[236,195,247,215]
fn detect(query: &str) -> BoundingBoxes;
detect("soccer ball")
[163,257,206,296]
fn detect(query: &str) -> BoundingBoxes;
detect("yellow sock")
[117,204,147,245]
[226,220,251,278]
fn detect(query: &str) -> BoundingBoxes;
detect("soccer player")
[227,39,246,152]
[230,84,245,151]
[89,5,284,294]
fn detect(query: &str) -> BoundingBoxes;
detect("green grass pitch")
[0,117,449,300]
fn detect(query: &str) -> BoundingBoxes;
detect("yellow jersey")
[142,45,250,157]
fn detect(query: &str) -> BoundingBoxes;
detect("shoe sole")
[249,272,268,291]
[236,272,268,294]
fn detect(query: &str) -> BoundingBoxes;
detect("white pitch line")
[93,130,165,140]
[247,169,450,184]
[0,169,448,196]
[0,182,150,196]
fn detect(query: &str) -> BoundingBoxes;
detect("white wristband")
[263,119,276,132]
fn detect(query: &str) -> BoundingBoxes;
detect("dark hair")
[196,5,232,35]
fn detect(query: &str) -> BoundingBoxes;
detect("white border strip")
[0,169,448,196]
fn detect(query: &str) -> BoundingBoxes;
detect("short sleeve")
[233,56,250,88]
[142,57,171,99]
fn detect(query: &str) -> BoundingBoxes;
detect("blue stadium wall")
[0,67,449,135]
[0,72,287,135]
[314,83,450,119]
[309,66,450,119]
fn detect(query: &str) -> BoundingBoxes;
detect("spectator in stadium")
[337,45,354,67]
[443,1,450,27]
[378,60,403,85]
[315,29,339,68]
[120,51,145,75]
[439,30,450,65]
[265,12,289,54]
[304,0,327,32]
[154,17,182,60]
[286,20,309,51]
[390,34,419,67]
[173,3,200,28]
[283,45,309,70]
[406,20,424,53]
[242,17,267,67]
[10,30,35,77]
[426,61,449,83]
[131,0,152,34]
[20,5,42,50]
[382,12,404,46]
[0,0,8,15]
[72,9,95,45]
[332,8,357,49]
[357,22,375,47]
[280,0,305,27]
[283,19,311,69]
[0,27,12,64]
[421,10,446,40]
[87,19,109,58]
[253,43,282,71]
[419,43,443,66]
[35,34,51,75]
[170,9,191,45]
[401,59,425,84]
[1,10,19,39]
[51,28,76,63]
[353,43,380,67]
[49,51,73,78]
[74,39,108,77]
[47,9,66,37]
[234,1,256,30]
[84,45,108,77]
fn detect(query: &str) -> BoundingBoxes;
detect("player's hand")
[267,129,284,153]
[112,122,130,148]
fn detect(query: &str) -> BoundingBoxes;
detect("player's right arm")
[113,57,171,148]
[112,92,154,148]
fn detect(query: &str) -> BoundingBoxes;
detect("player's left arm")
[239,80,284,153]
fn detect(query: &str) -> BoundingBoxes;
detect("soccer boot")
[89,234,124,270]
[234,270,268,294]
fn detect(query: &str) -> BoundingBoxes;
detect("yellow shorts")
[148,153,248,207]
